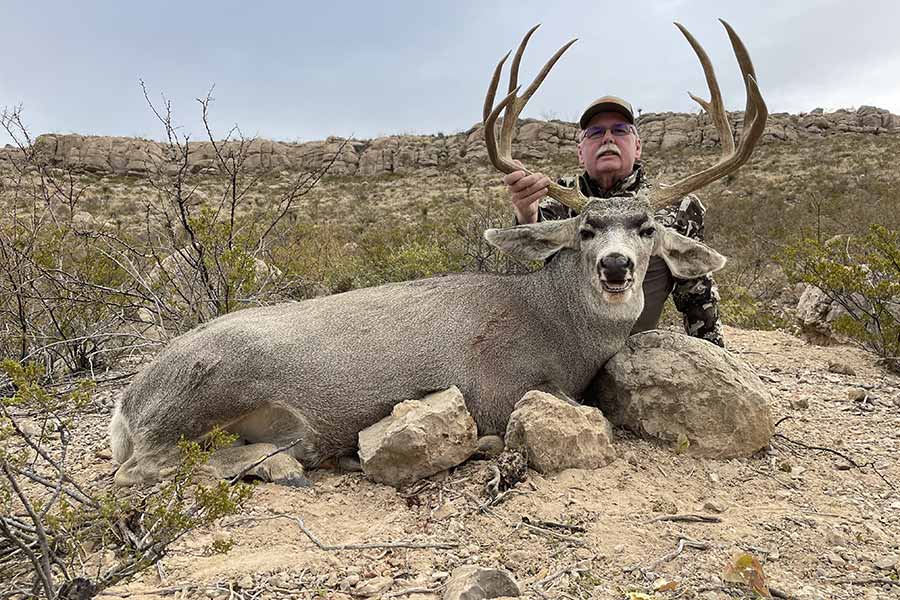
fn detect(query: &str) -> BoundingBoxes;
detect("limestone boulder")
[593,331,773,458]
[443,565,520,600]
[358,386,477,487]
[504,391,615,475]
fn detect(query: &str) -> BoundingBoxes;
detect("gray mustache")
[595,144,621,158]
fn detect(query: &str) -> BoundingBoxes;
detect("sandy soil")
[60,327,899,600]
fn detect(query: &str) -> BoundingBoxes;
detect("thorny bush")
[0,359,252,599]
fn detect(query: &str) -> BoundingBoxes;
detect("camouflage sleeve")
[656,194,726,348]
[536,176,580,222]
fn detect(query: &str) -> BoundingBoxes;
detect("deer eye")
[579,229,595,241]
[640,227,656,238]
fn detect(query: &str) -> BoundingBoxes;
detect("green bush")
[779,224,900,370]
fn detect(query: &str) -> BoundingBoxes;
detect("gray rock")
[592,331,774,458]
[504,391,615,475]
[358,386,477,487]
[443,565,520,599]
[827,361,856,376]
[355,576,394,597]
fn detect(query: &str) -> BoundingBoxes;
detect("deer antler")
[483,24,588,212]
[652,20,768,207]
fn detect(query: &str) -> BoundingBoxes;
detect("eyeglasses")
[582,124,634,140]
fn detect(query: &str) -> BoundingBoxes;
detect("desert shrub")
[779,224,900,370]
[0,360,252,598]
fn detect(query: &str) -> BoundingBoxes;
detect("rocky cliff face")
[3,106,897,177]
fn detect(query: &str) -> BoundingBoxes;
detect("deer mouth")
[600,277,634,294]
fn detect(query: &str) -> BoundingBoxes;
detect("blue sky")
[2,0,899,144]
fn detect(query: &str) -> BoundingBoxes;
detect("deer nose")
[599,253,633,279]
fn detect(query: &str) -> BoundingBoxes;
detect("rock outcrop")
[592,331,774,458]
[4,106,897,177]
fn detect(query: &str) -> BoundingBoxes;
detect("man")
[504,96,724,347]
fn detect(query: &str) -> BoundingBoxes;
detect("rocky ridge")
[3,106,897,177]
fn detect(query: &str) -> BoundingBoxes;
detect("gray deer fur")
[109,195,726,485]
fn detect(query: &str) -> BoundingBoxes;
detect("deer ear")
[655,228,727,279]
[484,217,579,262]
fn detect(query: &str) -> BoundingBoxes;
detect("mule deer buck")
[110,20,767,486]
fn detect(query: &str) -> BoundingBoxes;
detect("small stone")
[703,500,726,513]
[432,501,458,520]
[825,529,849,547]
[826,551,845,566]
[237,575,254,589]
[828,361,856,376]
[444,566,519,600]
[874,555,899,570]
[354,576,394,597]
[708,472,720,484]
[791,397,809,409]
[846,388,868,402]
[431,571,450,581]
[574,547,593,560]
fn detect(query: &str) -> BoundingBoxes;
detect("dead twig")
[518,520,586,546]
[521,516,586,533]
[383,585,445,598]
[773,431,896,490]
[644,513,722,525]
[530,559,591,596]
[623,536,709,573]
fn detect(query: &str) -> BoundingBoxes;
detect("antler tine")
[483,24,587,212]
[720,19,758,130]
[674,22,735,156]
[653,22,768,208]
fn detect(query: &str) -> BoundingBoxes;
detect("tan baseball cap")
[579,95,635,128]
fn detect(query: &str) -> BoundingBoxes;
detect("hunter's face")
[577,112,642,185]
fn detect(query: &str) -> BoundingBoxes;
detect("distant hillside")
[3,106,897,178]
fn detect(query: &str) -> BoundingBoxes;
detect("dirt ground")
[61,327,899,600]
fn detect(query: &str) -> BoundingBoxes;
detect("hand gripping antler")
[652,20,768,207]
[483,24,589,212]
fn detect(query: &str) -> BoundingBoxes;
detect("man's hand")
[503,165,551,224]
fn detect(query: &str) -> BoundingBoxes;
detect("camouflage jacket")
[533,163,725,347]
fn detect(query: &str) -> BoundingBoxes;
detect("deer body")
[111,244,646,484]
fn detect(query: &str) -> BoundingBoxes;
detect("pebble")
[874,555,899,570]
[827,361,856,376]
[846,388,868,402]
[826,550,846,566]
[236,575,254,589]
[791,397,809,409]
[354,576,394,596]
[703,500,727,513]
[431,571,450,581]
[825,529,850,547]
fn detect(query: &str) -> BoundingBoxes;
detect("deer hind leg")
[204,443,312,488]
